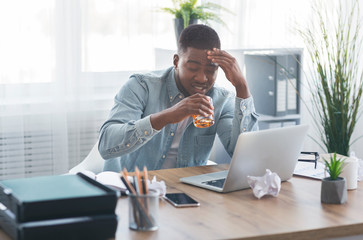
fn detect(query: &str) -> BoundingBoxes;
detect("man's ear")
[173,54,179,69]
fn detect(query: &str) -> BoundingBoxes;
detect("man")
[98,24,258,172]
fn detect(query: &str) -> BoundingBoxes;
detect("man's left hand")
[207,48,250,98]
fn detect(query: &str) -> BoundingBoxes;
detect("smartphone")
[163,193,200,208]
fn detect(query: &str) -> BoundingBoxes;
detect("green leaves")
[324,153,345,180]
[160,0,233,28]
[298,0,363,156]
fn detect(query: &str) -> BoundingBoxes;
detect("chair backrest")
[69,138,221,174]
[69,141,105,174]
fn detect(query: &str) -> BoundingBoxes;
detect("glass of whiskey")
[193,96,215,128]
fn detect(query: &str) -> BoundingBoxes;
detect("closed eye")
[205,66,218,75]
[188,67,199,72]
[206,70,216,75]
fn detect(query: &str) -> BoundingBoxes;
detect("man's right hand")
[150,93,214,130]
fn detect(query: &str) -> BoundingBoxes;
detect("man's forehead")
[182,47,217,66]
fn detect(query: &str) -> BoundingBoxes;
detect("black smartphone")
[163,193,200,208]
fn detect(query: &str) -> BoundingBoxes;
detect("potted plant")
[297,0,363,156]
[321,153,347,204]
[160,0,232,41]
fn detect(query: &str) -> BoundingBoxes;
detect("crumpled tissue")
[147,176,166,196]
[247,169,281,199]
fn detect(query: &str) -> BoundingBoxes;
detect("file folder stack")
[245,53,300,117]
[0,173,118,240]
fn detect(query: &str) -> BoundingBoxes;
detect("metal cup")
[127,189,159,231]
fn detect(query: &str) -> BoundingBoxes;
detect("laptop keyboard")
[202,178,226,188]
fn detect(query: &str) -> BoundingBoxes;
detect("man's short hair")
[177,24,221,53]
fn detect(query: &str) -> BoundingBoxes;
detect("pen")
[141,176,146,195]
[120,175,136,195]
[135,167,144,195]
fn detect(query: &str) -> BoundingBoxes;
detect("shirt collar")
[166,67,184,102]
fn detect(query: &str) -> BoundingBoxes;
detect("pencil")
[122,168,137,195]
[123,168,128,179]
[143,166,149,194]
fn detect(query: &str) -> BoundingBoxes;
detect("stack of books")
[0,173,118,240]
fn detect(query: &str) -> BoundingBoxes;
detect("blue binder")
[0,173,118,222]
[0,205,117,240]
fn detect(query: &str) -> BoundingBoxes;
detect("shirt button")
[170,132,174,136]
[144,131,148,135]
[162,155,166,159]
[242,128,246,132]
[126,144,130,147]
[242,105,246,110]
[178,95,183,99]
[169,96,173,100]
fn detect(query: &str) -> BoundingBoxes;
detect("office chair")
[69,140,218,174]
[69,141,104,174]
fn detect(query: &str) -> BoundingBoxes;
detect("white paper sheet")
[293,161,327,180]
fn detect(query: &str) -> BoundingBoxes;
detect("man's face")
[174,47,219,96]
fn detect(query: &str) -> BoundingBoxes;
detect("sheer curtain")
[0,1,68,179]
[0,0,174,179]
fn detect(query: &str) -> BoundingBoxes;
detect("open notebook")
[80,170,127,194]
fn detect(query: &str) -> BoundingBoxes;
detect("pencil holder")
[127,189,159,231]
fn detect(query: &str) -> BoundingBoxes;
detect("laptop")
[180,124,309,193]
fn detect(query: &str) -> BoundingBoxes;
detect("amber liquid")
[193,115,215,128]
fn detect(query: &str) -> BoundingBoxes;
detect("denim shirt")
[98,67,258,172]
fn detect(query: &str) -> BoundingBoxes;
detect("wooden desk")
[115,164,363,240]
[0,165,362,240]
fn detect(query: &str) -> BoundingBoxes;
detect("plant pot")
[321,177,347,204]
[174,18,198,43]
[321,153,358,190]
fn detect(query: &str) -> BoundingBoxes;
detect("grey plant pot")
[321,177,347,204]
[174,18,198,43]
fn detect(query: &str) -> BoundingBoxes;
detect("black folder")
[0,204,118,240]
[0,173,118,222]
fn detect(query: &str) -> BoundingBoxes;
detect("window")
[0,1,54,84]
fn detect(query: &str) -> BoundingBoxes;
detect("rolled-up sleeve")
[98,77,161,160]
[237,96,259,132]
[219,94,259,157]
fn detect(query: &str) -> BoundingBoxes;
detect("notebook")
[180,125,309,193]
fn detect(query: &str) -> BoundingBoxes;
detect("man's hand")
[207,48,250,98]
[150,94,214,130]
